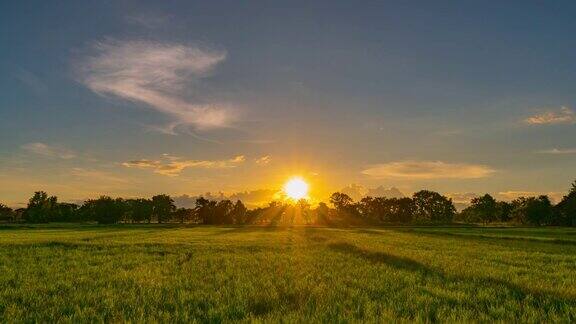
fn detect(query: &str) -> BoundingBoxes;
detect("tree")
[55,203,79,222]
[510,196,553,226]
[215,200,234,224]
[329,192,353,211]
[296,199,312,224]
[0,204,14,223]
[173,207,195,224]
[83,196,125,224]
[195,197,217,224]
[495,201,513,222]
[24,191,58,223]
[127,199,153,223]
[554,180,576,226]
[314,202,331,225]
[152,195,175,223]
[461,194,498,224]
[412,190,455,223]
[231,200,248,224]
[387,197,415,223]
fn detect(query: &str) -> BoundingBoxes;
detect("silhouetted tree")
[0,204,14,223]
[126,198,153,223]
[554,180,576,226]
[196,197,218,224]
[461,194,498,223]
[174,207,195,223]
[83,196,125,224]
[152,195,175,223]
[510,195,553,225]
[231,200,248,224]
[55,203,79,222]
[495,201,513,222]
[412,190,455,223]
[215,200,234,224]
[388,197,415,223]
[24,191,58,223]
[330,192,353,211]
[314,202,331,225]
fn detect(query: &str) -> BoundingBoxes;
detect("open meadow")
[1,225,575,322]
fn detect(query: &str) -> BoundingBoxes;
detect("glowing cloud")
[497,191,563,203]
[524,107,575,125]
[122,154,245,176]
[255,155,271,165]
[362,161,495,179]
[78,40,235,131]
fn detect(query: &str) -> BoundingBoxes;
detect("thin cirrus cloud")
[21,142,76,159]
[122,154,245,176]
[535,148,576,154]
[78,39,236,132]
[362,160,495,180]
[524,106,575,125]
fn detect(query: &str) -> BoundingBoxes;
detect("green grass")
[1,225,575,322]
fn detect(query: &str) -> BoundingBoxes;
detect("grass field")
[1,225,575,322]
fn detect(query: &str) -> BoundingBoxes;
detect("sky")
[1,1,576,207]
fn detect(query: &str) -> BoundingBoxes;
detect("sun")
[283,177,309,200]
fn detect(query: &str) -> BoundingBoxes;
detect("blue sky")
[1,1,576,206]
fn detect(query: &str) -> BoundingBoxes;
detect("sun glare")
[283,177,309,200]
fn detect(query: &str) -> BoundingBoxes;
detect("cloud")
[497,191,564,203]
[255,155,271,165]
[122,154,245,176]
[524,107,575,125]
[535,148,576,154]
[362,161,495,180]
[173,189,278,209]
[447,192,479,204]
[21,142,76,159]
[340,184,405,201]
[78,40,235,131]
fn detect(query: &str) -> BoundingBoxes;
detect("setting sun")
[283,177,309,200]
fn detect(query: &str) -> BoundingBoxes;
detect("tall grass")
[0,225,575,321]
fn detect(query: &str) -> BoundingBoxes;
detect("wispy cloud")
[78,40,235,132]
[535,148,576,154]
[524,106,575,125]
[21,142,76,159]
[362,161,495,180]
[255,155,271,165]
[122,154,245,176]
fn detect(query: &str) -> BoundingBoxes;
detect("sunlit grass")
[0,225,575,321]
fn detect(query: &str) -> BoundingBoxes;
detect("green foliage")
[0,204,14,222]
[412,190,455,223]
[83,196,126,224]
[24,191,58,223]
[126,198,153,223]
[0,225,575,322]
[510,196,553,225]
[151,195,175,223]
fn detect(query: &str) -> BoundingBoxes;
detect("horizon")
[2,1,576,207]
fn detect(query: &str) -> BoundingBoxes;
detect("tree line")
[1,180,575,226]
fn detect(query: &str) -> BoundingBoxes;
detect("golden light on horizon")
[283,177,309,200]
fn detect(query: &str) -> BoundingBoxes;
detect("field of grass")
[1,225,575,322]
